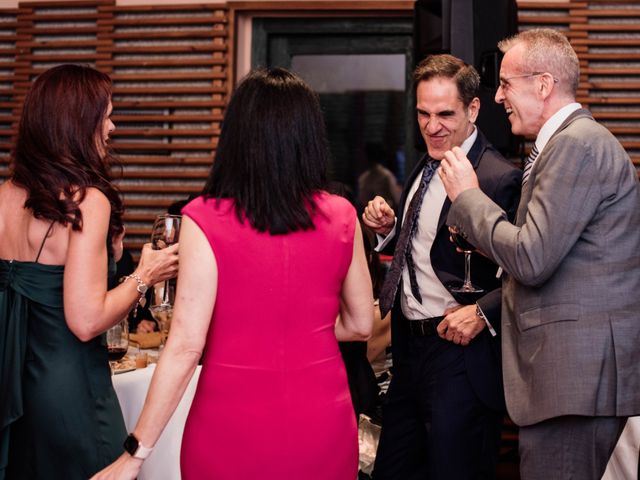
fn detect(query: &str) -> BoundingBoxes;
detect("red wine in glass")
[451,231,476,252]
[108,346,128,362]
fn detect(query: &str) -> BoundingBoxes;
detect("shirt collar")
[535,102,581,153]
[459,125,477,156]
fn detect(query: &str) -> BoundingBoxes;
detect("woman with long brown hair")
[0,64,178,478]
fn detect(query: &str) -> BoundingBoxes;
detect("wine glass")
[149,214,181,312]
[150,281,175,347]
[106,319,129,374]
[448,225,484,296]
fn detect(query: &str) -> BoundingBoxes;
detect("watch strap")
[124,433,153,460]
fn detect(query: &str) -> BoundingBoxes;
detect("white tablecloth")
[112,364,201,480]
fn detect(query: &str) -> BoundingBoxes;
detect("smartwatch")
[123,433,153,459]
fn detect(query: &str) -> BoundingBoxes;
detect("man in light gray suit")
[438,28,640,479]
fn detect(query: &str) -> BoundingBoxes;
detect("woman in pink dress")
[93,68,374,480]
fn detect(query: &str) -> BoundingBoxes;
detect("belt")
[407,316,445,337]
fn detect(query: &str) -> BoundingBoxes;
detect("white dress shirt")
[530,102,581,163]
[376,128,477,320]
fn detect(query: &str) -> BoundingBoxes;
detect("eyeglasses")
[498,72,558,91]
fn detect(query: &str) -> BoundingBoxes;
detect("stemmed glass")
[149,214,181,344]
[150,281,175,346]
[448,225,484,295]
[106,319,129,374]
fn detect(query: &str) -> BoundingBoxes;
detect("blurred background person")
[357,142,402,214]
[92,67,373,480]
[0,64,178,478]
[114,248,157,334]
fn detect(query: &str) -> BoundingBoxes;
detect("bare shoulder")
[75,187,111,221]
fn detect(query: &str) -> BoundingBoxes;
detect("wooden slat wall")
[0,8,22,179]
[0,0,229,252]
[97,2,229,250]
[518,0,640,171]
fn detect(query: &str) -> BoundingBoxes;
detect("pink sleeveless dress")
[180,193,358,480]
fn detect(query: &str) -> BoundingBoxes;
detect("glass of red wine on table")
[448,225,484,303]
[106,318,129,374]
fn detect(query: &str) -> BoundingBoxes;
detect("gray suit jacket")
[447,108,640,426]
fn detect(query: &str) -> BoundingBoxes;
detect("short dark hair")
[413,54,480,107]
[11,64,124,246]
[202,67,329,234]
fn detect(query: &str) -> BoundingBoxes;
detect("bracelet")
[123,273,148,316]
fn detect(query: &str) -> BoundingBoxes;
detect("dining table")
[112,363,202,480]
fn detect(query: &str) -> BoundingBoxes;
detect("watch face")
[123,434,139,455]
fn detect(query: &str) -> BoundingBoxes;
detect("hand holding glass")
[149,214,181,345]
[149,214,181,311]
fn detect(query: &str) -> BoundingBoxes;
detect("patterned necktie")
[378,159,438,319]
[522,144,539,186]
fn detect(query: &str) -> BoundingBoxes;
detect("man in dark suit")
[363,54,521,479]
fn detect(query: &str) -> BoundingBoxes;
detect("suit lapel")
[515,108,594,225]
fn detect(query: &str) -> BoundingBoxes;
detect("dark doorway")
[252,17,414,210]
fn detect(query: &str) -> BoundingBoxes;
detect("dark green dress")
[0,258,126,479]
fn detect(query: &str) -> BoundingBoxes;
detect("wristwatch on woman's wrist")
[123,433,153,459]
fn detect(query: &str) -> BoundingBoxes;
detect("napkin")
[129,332,163,349]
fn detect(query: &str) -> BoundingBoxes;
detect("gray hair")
[498,28,579,97]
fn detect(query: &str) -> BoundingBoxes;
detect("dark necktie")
[522,144,539,186]
[378,159,438,319]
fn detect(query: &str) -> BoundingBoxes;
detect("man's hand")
[362,196,395,236]
[437,304,486,346]
[439,147,480,202]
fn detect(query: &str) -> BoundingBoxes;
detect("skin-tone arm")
[366,306,391,363]
[64,188,179,341]
[90,216,216,480]
[335,221,374,342]
[362,195,396,236]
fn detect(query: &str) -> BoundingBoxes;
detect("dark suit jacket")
[385,130,522,412]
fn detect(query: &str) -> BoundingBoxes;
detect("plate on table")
[112,356,136,374]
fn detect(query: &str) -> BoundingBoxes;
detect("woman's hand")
[89,453,142,480]
[135,243,179,286]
